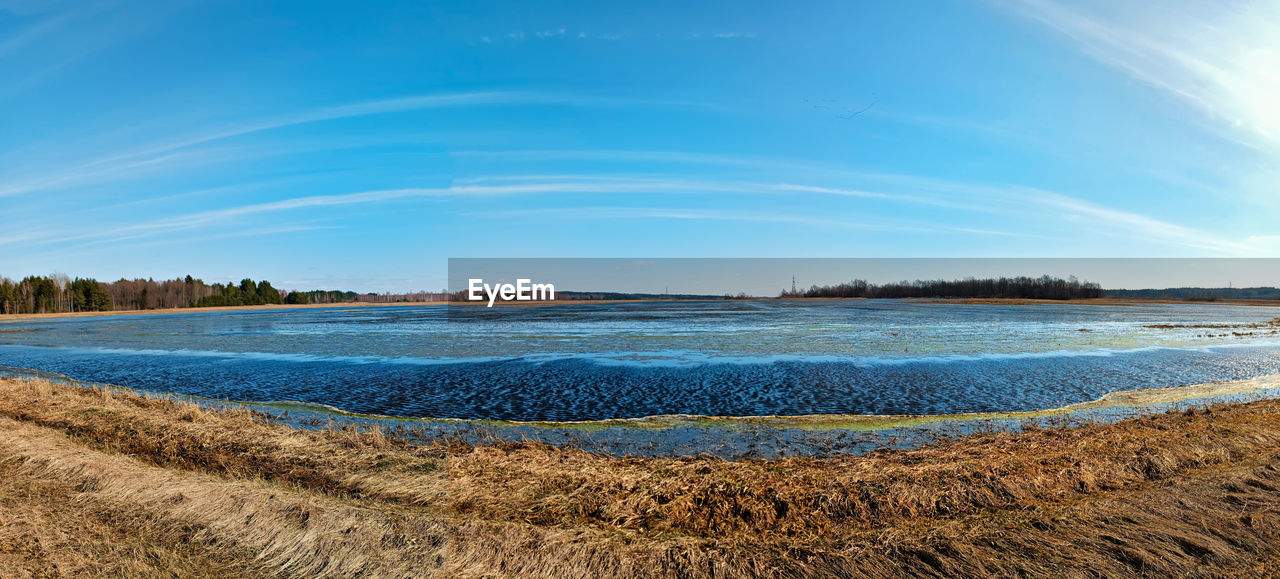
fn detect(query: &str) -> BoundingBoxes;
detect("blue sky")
[2,0,1278,292]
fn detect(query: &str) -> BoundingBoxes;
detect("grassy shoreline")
[4,376,1280,575]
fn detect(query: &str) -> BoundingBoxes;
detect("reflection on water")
[1,300,1279,421]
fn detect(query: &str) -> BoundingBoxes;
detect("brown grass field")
[4,377,1280,577]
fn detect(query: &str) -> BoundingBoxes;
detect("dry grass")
[3,377,1280,577]
[0,448,262,576]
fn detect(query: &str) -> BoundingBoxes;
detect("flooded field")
[2,300,1279,422]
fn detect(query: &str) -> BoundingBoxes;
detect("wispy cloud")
[769,183,894,199]
[471,206,933,232]
[104,188,454,238]
[103,223,344,250]
[0,6,79,58]
[17,180,752,247]
[449,149,803,169]
[0,92,713,199]
[834,171,1252,254]
[484,29,623,43]
[869,108,1045,146]
[1010,185,1250,254]
[452,173,686,186]
[0,2,180,100]
[86,92,547,167]
[774,179,1246,252]
[0,91,517,197]
[0,177,928,249]
[449,151,1262,253]
[688,32,758,39]
[11,171,1244,255]
[473,206,1048,240]
[1003,0,1280,153]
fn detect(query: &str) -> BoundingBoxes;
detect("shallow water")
[2,300,1280,421]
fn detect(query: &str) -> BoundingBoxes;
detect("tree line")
[192,278,283,307]
[285,290,452,305]
[0,273,453,314]
[779,275,1104,300]
[1105,287,1280,301]
[0,274,286,314]
[283,290,356,305]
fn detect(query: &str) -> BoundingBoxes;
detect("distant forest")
[5,272,1275,315]
[780,275,1105,300]
[1104,287,1280,301]
[288,290,451,305]
[0,274,451,315]
[0,274,285,314]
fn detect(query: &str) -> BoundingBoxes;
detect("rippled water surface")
[2,300,1280,420]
